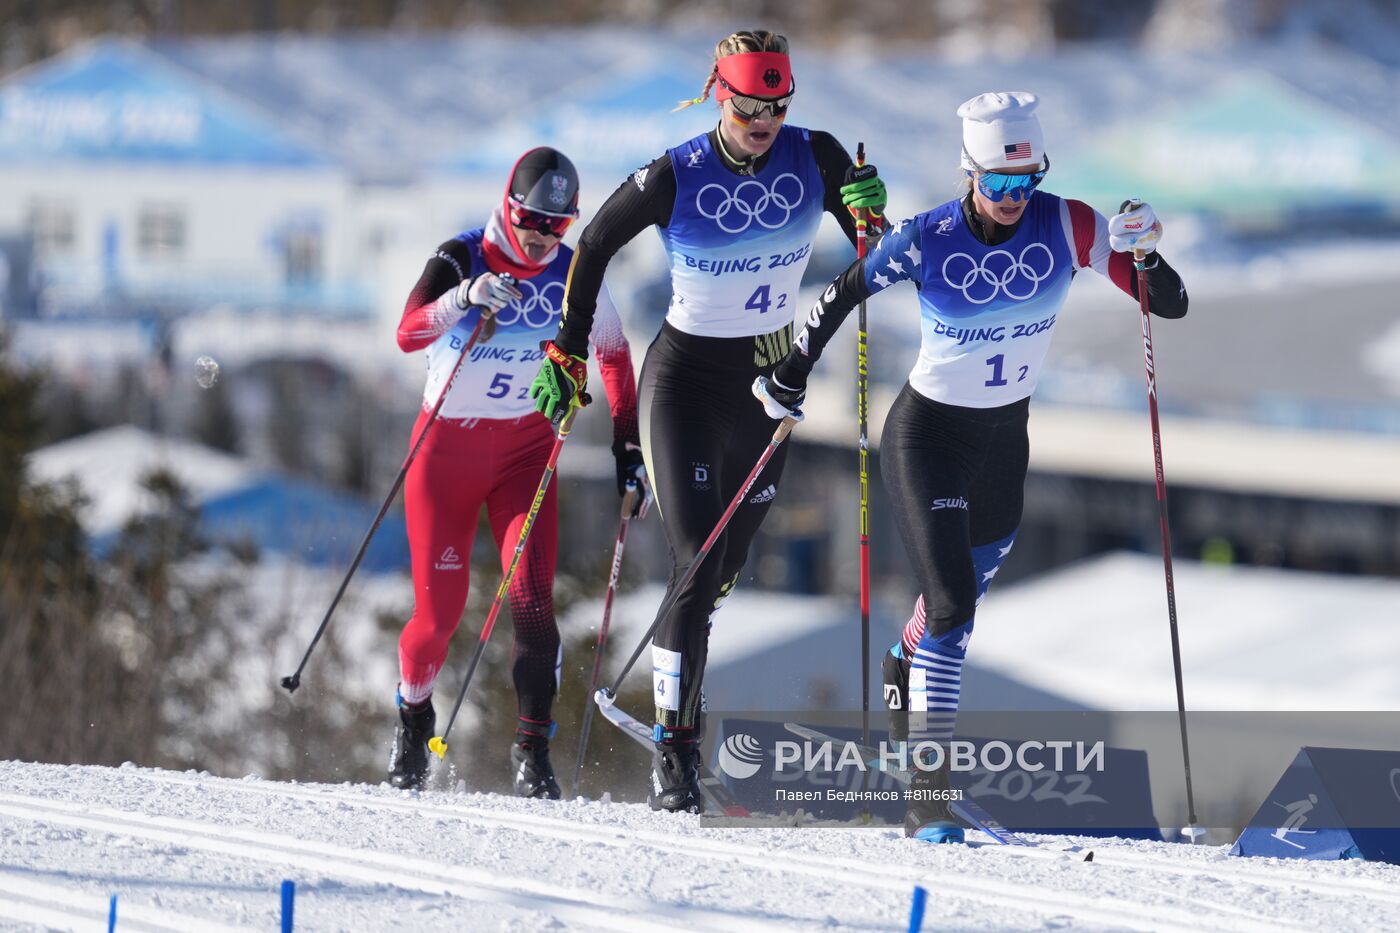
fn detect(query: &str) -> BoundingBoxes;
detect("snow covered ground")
[2,760,1398,932]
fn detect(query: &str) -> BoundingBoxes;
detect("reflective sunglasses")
[508,196,577,237]
[716,73,796,121]
[965,150,1050,203]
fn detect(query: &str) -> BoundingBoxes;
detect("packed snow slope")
[1,761,1398,932]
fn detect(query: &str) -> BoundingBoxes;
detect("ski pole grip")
[621,480,641,518]
[856,141,865,168]
[1119,199,1146,263]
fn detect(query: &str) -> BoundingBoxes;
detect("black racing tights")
[639,321,793,737]
[881,384,1030,639]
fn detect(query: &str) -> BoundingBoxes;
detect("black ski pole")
[599,379,801,702]
[1126,202,1200,839]
[571,482,639,796]
[281,308,490,694]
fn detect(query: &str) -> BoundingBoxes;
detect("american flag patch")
[1004,141,1032,161]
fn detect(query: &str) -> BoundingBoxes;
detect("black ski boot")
[882,642,911,744]
[649,731,704,814]
[904,760,965,844]
[511,722,561,800]
[388,697,436,790]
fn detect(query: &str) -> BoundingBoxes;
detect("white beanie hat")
[958,91,1044,171]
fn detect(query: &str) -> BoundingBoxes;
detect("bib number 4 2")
[746,285,788,316]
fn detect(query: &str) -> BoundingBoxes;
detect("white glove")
[1108,201,1162,255]
[455,272,521,313]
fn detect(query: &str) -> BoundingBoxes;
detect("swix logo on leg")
[931,497,969,511]
[435,546,464,571]
[884,684,903,710]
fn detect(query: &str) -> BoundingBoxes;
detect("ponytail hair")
[673,29,790,112]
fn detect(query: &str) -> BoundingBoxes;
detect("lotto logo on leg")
[941,243,1054,305]
[435,546,463,571]
[696,173,805,234]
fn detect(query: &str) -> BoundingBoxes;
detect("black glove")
[769,355,809,411]
[611,439,652,519]
[755,363,807,420]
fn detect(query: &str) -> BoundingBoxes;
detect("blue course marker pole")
[108,894,117,932]
[907,885,927,933]
[281,879,295,932]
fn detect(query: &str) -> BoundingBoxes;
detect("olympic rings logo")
[941,243,1055,305]
[696,173,806,234]
[493,279,563,328]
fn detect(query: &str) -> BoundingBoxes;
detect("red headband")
[714,52,793,100]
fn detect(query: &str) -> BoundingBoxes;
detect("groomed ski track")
[0,761,1396,931]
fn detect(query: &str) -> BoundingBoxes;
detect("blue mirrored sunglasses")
[965,152,1050,203]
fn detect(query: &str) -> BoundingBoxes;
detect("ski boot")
[882,642,910,744]
[388,695,436,790]
[649,726,704,814]
[511,720,561,800]
[905,758,965,844]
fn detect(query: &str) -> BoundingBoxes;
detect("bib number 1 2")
[985,355,1029,387]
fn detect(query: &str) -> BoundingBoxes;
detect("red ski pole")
[600,384,802,700]
[571,481,641,795]
[1127,204,1199,837]
[854,142,873,753]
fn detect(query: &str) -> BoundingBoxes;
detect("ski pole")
[1127,202,1199,837]
[429,403,585,758]
[281,307,492,694]
[854,141,873,755]
[571,481,640,796]
[600,381,801,700]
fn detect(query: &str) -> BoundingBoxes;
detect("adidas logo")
[748,484,777,505]
[435,546,464,571]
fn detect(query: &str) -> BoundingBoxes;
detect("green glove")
[530,340,589,426]
[840,163,887,219]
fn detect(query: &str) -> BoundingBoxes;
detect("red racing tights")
[398,409,560,730]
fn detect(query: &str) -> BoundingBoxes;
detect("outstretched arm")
[775,216,922,390]
[1062,199,1188,319]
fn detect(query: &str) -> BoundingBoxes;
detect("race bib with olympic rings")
[661,124,826,340]
[861,194,1078,409]
[421,228,569,420]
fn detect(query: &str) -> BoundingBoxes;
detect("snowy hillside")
[2,761,1398,931]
